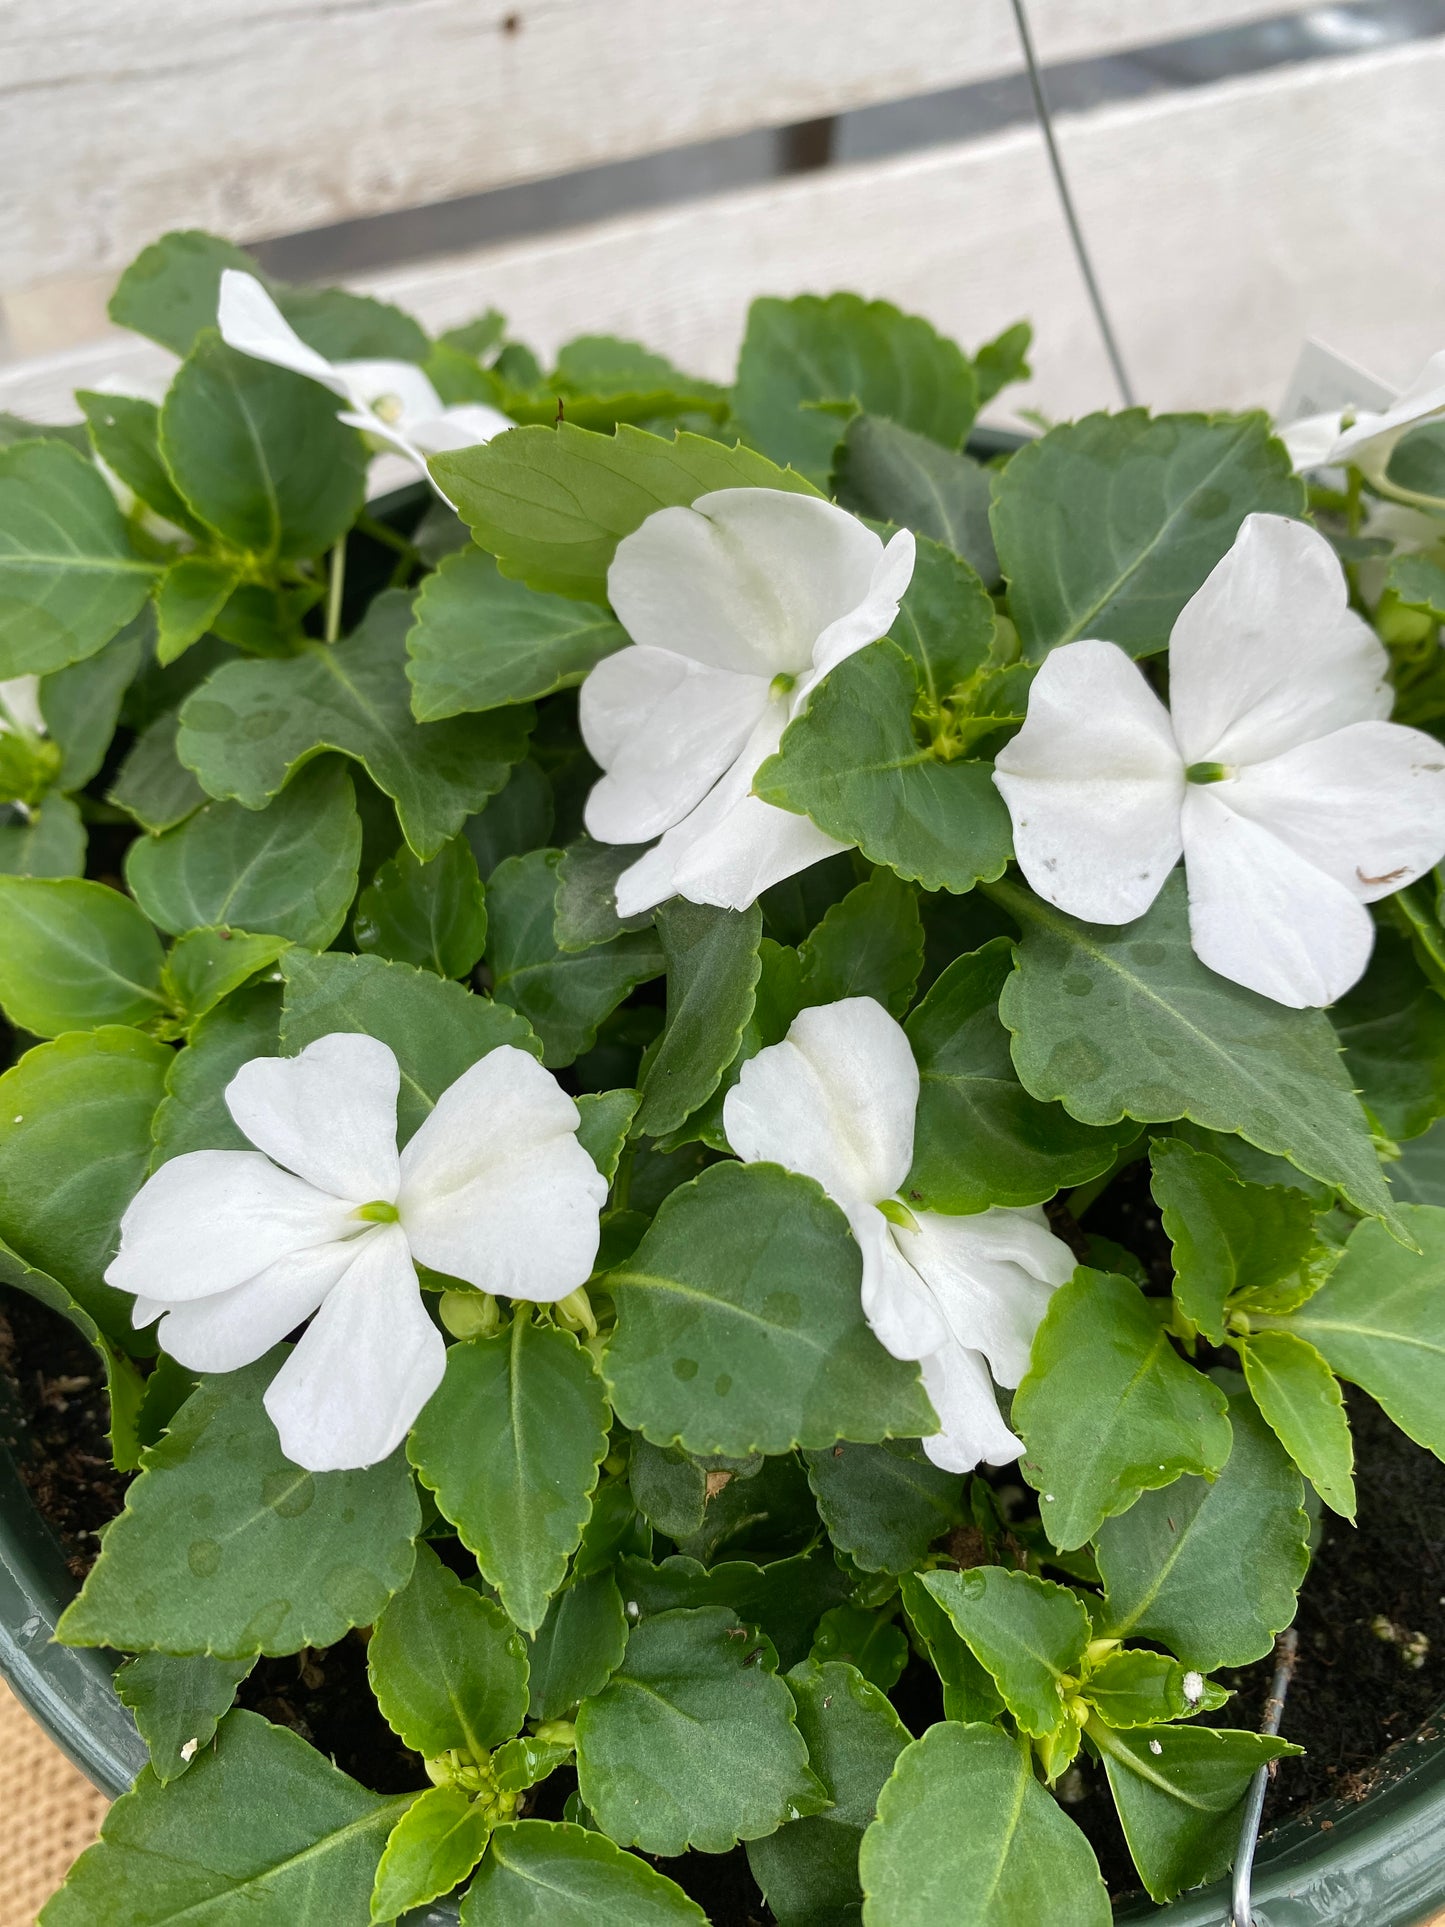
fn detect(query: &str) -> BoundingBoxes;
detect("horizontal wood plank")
[4,1,1299,289]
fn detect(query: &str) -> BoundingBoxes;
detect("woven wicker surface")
[0,1676,105,1927]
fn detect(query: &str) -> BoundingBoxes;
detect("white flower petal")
[0,674,45,737]
[106,1151,356,1303]
[331,360,444,422]
[581,646,770,846]
[992,638,1184,922]
[852,1206,946,1359]
[217,270,345,395]
[405,404,515,453]
[1330,349,1445,472]
[150,1239,357,1373]
[606,488,892,679]
[1279,410,1346,472]
[894,1205,1074,1387]
[1168,515,1390,767]
[724,997,918,1210]
[1181,787,1376,1006]
[263,1224,443,1471]
[398,1046,605,1299]
[225,1033,401,1203]
[808,526,916,682]
[1221,719,1445,905]
[918,1343,1023,1473]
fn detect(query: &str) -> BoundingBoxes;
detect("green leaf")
[153,556,242,666]
[0,1026,172,1339]
[125,759,361,949]
[433,422,819,600]
[897,1573,1004,1724]
[355,834,487,978]
[109,711,208,833]
[461,1819,706,1924]
[77,389,203,534]
[574,1088,640,1184]
[1096,1381,1309,1668]
[487,848,664,1067]
[904,938,1127,1212]
[58,1354,420,1655]
[152,982,280,1164]
[833,414,999,585]
[40,617,148,791]
[1390,553,1445,619]
[734,294,977,485]
[1149,1136,1319,1344]
[159,332,366,560]
[178,591,534,860]
[661,936,806,1153]
[637,898,762,1136]
[1089,1719,1298,1904]
[628,1438,707,1540]
[890,535,1001,712]
[406,546,626,720]
[1013,1269,1233,1549]
[804,1438,963,1573]
[1082,1650,1198,1729]
[798,870,923,1019]
[1334,926,1445,1141]
[992,873,1399,1229]
[0,876,166,1035]
[107,229,260,356]
[0,439,156,678]
[1241,1329,1356,1518]
[810,1605,909,1693]
[0,795,86,877]
[527,1569,629,1721]
[974,320,1033,408]
[756,642,1013,894]
[1262,1204,1445,1457]
[575,1607,826,1855]
[921,1566,1089,1737]
[859,1722,1111,1927]
[605,1161,935,1456]
[618,1550,852,1671]
[408,1320,609,1633]
[553,835,653,950]
[369,1540,529,1757]
[114,1651,254,1784]
[370,1784,491,1924]
[747,1659,911,1926]
[279,285,428,363]
[161,926,288,1021]
[40,1710,411,1927]
[280,949,537,1143]
[990,409,1305,662]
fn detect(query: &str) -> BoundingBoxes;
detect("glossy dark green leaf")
[114,1651,254,1784]
[355,834,487,978]
[1334,926,1445,1141]
[39,617,147,790]
[628,1438,707,1541]
[796,870,923,1019]
[1240,1329,1356,1518]
[109,711,208,834]
[177,591,534,860]
[804,1438,963,1573]
[151,981,281,1164]
[833,414,998,584]
[527,1569,629,1721]
[461,1820,706,1924]
[617,1550,852,1671]
[809,1605,908,1693]
[552,835,653,950]
[922,1566,1089,1737]
[636,898,762,1136]
[0,795,86,877]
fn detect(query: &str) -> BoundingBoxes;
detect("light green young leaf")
[1096,1381,1309,1669]
[368,1541,529,1757]
[355,834,487,978]
[992,873,1400,1230]
[114,1651,254,1785]
[109,711,208,834]
[575,1607,826,1855]
[370,1784,491,1925]
[408,1320,609,1633]
[605,1161,935,1456]
[804,1438,963,1574]
[905,938,1128,1213]
[58,1353,420,1656]
[126,760,362,949]
[406,546,626,720]
[151,981,280,1165]
[0,795,86,877]
[487,848,664,1067]
[152,556,242,666]
[797,870,923,1019]
[921,1566,1090,1737]
[990,409,1305,662]
[1334,925,1445,1142]
[755,642,1013,894]
[735,294,977,485]
[747,1659,911,1926]
[1013,1269,1233,1550]
[527,1569,629,1721]
[161,925,288,1021]
[433,422,818,600]
[0,876,166,1036]
[177,591,534,860]
[859,1723,1111,1927]
[0,1025,171,1340]
[461,1819,706,1925]
[1241,1329,1356,1518]
[0,439,157,679]
[833,414,999,585]
[1081,1650,1200,1729]
[1090,1719,1299,1904]
[636,898,762,1136]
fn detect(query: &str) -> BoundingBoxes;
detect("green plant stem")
[324,540,346,644]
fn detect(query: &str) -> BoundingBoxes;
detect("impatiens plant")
[2,229,1445,1925]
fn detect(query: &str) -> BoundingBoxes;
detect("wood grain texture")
[2,39,1441,431]
[3,1,1296,287]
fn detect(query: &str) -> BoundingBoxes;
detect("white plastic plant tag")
[1278,339,1394,426]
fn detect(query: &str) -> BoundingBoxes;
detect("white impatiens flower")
[217,270,512,478]
[106,1032,607,1471]
[992,513,1445,1008]
[1285,347,1445,486]
[581,488,915,916]
[722,996,1074,1472]
[0,676,44,738]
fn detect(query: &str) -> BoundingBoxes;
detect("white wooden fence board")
[2,1,1302,292]
[2,38,1440,432]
